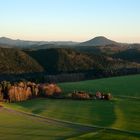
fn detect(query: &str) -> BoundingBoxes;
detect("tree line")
[0,81,61,102]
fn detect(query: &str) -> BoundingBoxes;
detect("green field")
[0,107,95,140]
[1,75,140,140]
[68,130,140,140]
[59,74,140,97]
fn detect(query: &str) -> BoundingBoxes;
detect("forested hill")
[25,48,140,74]
[0,46,140,81]
[0,47,44,74]
[113,48,140,63]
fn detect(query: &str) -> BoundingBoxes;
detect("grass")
[59,74,140,97]
[2,74,140,139]
[5,98,140,132]
[0,108,81,140]
[67,130,140,140]
[5,99,116,126]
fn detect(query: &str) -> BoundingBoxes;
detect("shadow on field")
[13,98,118,128]
[14,98,47,114]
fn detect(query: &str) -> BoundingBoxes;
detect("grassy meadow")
[5,98,140,132]
[0,108,82,140]
[1,74,140,140]
[59,74,140,97]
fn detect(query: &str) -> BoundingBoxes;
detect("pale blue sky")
[0,0,140,42]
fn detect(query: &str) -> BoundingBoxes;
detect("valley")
[1,0,140,139]
[0,36,140,140]
[1,75,140,140]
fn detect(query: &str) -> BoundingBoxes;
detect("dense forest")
[25,48,140,73]
[0,47,44,74]
[112,48,140,63]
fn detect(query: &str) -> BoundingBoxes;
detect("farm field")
[0,107,94,140]
[4,98,140,132]
[2,75,140,140]
[67,130,140,140]
[59,74,140,97]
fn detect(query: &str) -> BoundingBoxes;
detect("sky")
[0,0,140,43]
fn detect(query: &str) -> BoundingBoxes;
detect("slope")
[113,48,140,63]
[0,47,44,74]
[26,48,140,75]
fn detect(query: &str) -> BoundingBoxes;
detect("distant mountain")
[80,36,119,46]
[0,37,78,48]
[1,36,140,49]
[47,41,78,46]
[128,44,140,49]
[0,37,41,47]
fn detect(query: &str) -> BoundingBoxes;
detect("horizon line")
[0,36,140,44]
